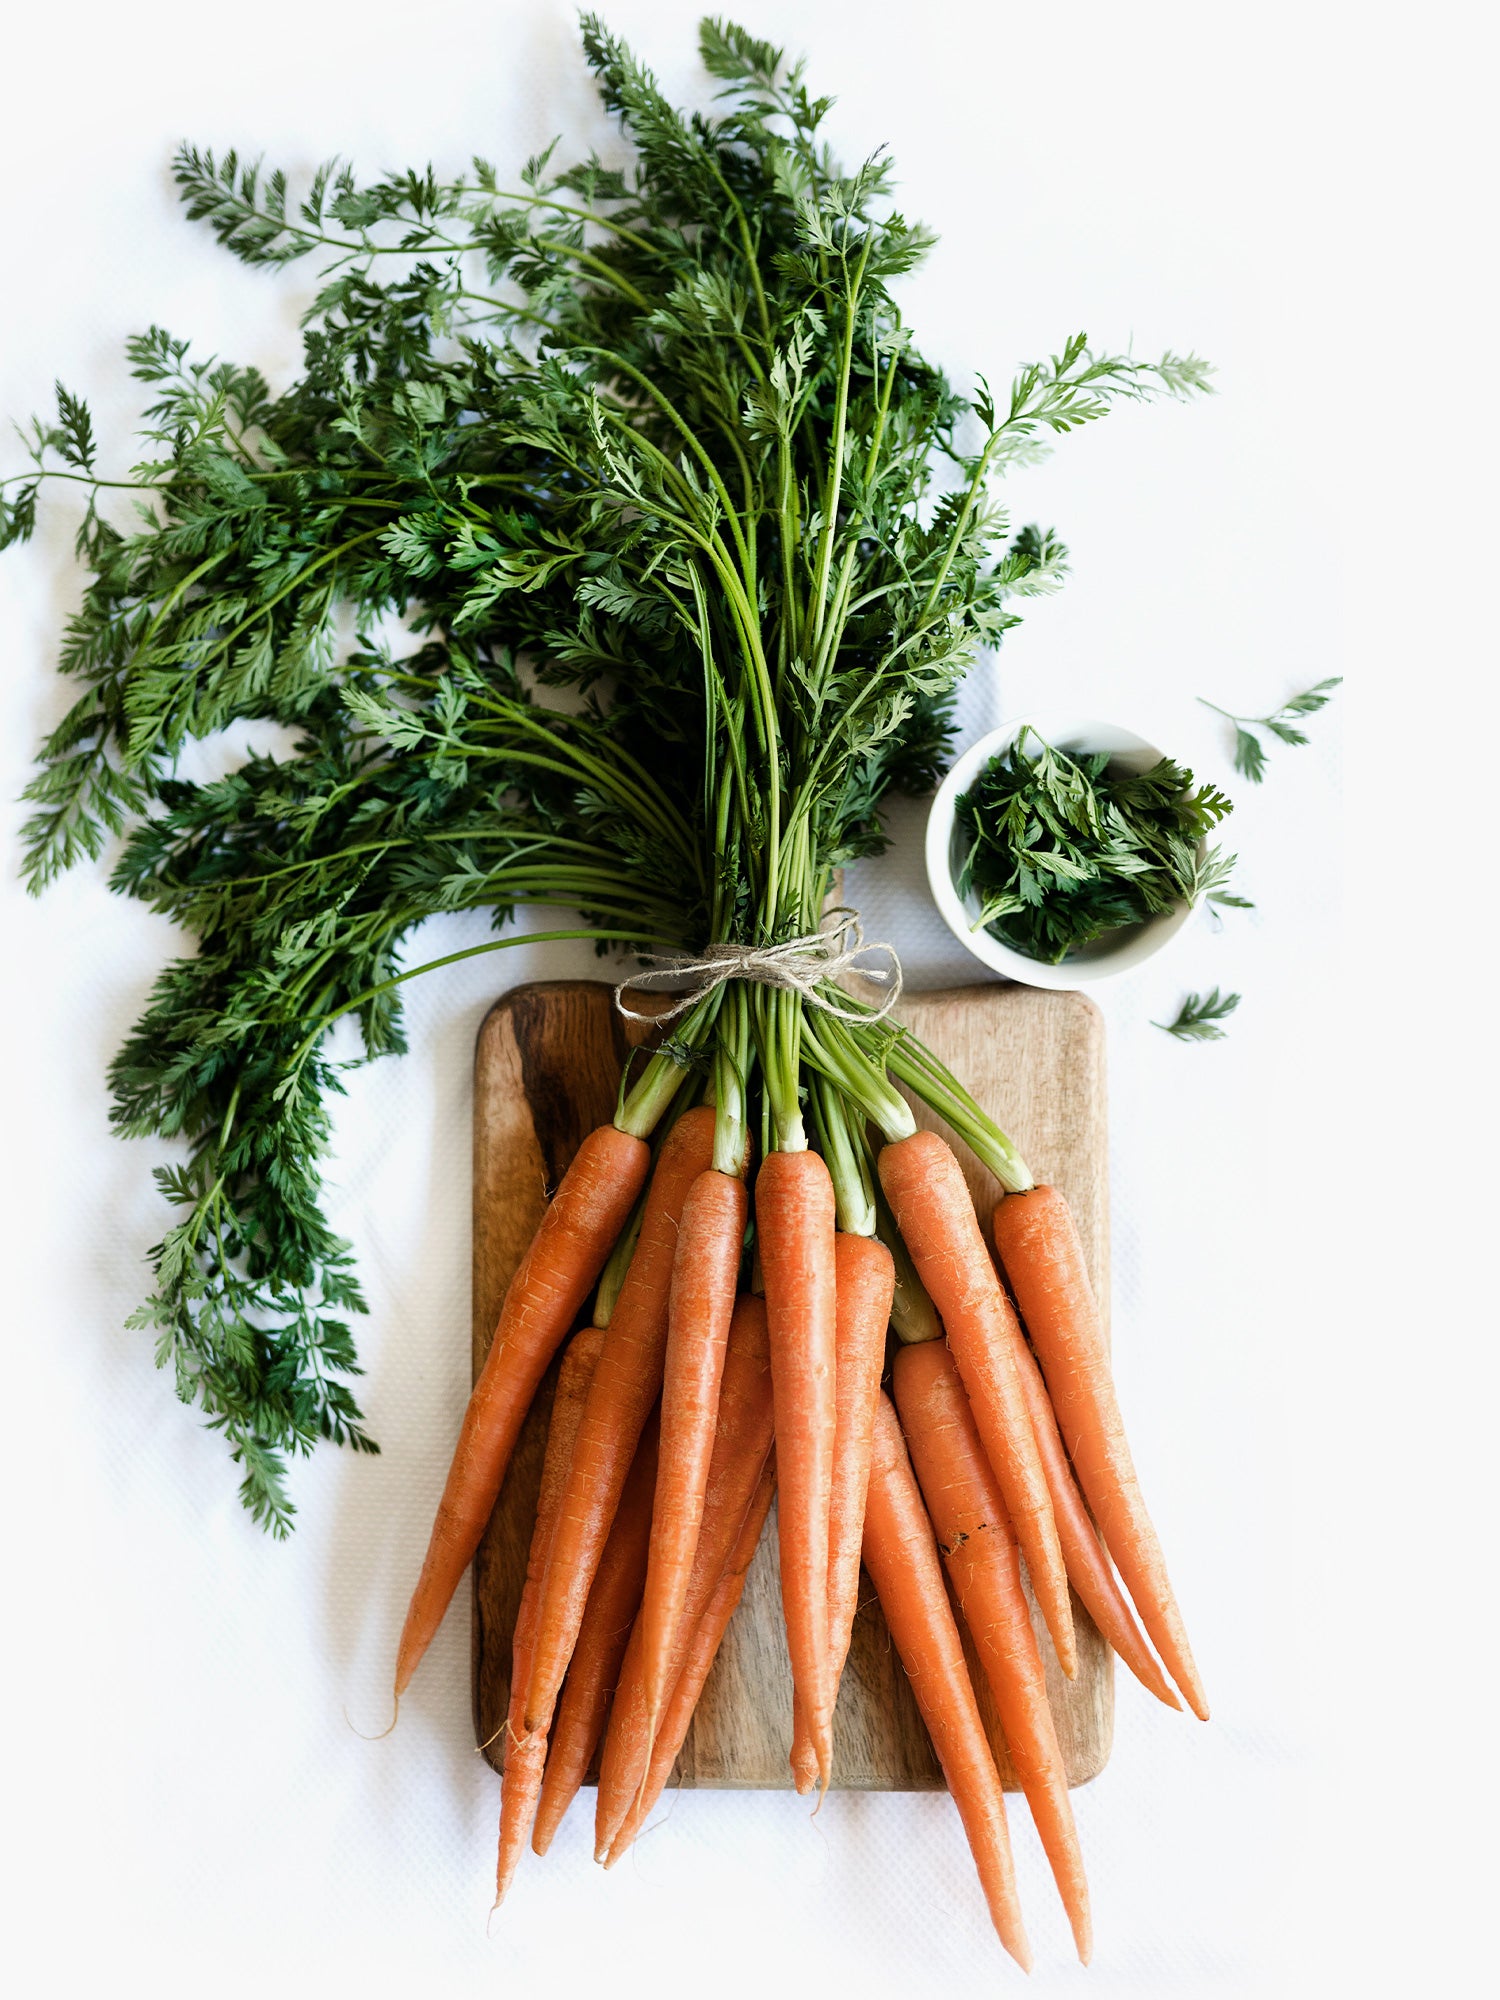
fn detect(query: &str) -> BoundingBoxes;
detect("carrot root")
[522,1107,716,1737]
[594,1294,774,1861]
[494,1324,602,1905]
[863,1393,1032,1972]
[894,1338,1092,1964]
[606,1455,777,1866]
[879,1130,1075,1679]
[1005,1297,1182,1711]
[994,1186,1208,1720]
[790,1230,894,1792]
[532,1414,660,1857]
[395,1123,648,1696]
[757,1148,838,1791]
[637,1168,748,1736]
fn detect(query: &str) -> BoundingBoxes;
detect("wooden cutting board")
[471,980,1112,1792]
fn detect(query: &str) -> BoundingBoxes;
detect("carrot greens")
[1154,986,1242,1041]
[955,728,1236,964]
[5,15,1207,1529]
[1198,677,1341,782]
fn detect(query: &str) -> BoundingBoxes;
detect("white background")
[0,2,1490,1995]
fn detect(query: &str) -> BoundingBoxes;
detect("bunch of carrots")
[0,7,1213,1960]
[395,1027,1207,1969]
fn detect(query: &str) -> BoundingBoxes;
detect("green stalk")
[866,1026,1034,1193]
[759,985,806,1152]
[799,1010,915,1145]
[810,1077,876,1237]
[872,1186,942,1344]
[806,236,871,662]
[616,986,723,1139]
[594,1062,701,1325]
[593,1189,646,1328]
[711,983,751,1176]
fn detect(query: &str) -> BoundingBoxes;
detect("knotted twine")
[613,907,903,1025]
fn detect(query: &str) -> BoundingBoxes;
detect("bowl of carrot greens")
[926,715,1237,987]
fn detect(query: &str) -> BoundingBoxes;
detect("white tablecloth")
[2,2,1475,1992]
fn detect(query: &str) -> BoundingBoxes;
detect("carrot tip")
[344,1695,399,1742]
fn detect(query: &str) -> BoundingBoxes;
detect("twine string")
[613,907,903,1025]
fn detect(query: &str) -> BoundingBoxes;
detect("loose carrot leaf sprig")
[6,15,1208,1528]
[1154,987,1241,1041]
[1198,677,1341,783]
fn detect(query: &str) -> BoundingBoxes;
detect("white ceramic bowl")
[925,713,1199,989]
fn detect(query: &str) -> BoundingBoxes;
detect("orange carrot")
[521,1106,715,1735]
[862,1392,1032,1972]
[395,1122,648,1696]
[636,1166,749,1735]
[790,1230,894,1794]
[993,1187,1208,1720]
[594,1294,774,1860]
[1006,1303,1180,1709]
[755,1147,838,1790]
[493,1324,602,1905]
[531,1413,660,1856]
[879,1130,1075,1679]
[606,1453,776,1866]
[893,1338,1092,1963]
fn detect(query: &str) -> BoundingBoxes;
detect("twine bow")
[614,908,903,1025]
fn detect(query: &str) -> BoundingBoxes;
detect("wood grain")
[472,980,1111,1792]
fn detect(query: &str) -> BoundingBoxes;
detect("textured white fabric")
[0,2,1477,1994]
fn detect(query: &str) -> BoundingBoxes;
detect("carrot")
[521,1105,716,1735]
[1006,1304,1180,1710]
[879,1130,1076,1679]
[790,1230,894,1794]
[605,1453,777,1865]
[993,1186,1208,1720]
[395,1122,648,1696]
[594,1293,775,1860]
[636,1166,749,1736]
[493,1324,602,1905]
[893,1338,1092,1963]
[755,1147,838,1790]
[862,1393,1032,1972]
[531,1413,660,1857]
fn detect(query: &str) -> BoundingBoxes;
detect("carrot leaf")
[1153,988,1242,1042]
[6,14,1209,1525]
